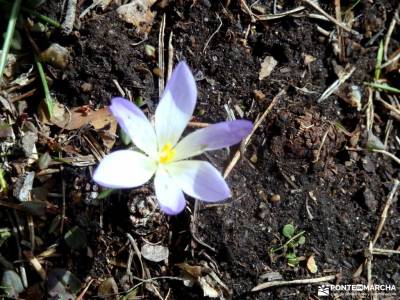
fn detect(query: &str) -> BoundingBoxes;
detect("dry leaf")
[199,277,219,298]
[306,255,318,273]
[98,0,113,10]
[176,263,204,279]
[39,43,70,70]
[39,103,117,149]
[0,51,17,78]
[259,56,278,80]
[38,100,68,127]
[303,54,316,65]
[117,0,157,34]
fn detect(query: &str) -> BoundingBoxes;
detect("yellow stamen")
[159,143,176,164]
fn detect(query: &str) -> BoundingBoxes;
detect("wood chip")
[259,56,278,80]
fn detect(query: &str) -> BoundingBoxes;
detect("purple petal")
[93,150,156,188]
[155,62,197,148]
[174,120,253,161]
[110,97,157,158]
[167,160,230,202]
[154,168,186,215]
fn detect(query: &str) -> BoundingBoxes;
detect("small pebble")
[80,82,92,93]
[144,44,156,58]
[253,90,266,102]
[258,189,268,202]
[363,188,377,212]
[258,210,267,219]
[270,194,281,203]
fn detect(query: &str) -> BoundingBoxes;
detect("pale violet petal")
[166,160,230,202]
[174,120,253,161]
[93,150,156,188]
[155,62,197,148]
[154,167,186,215]
[110,97,157,158]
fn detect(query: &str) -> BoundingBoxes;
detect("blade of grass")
[0,167,7,192]
[0,0,62,29]
[0,0,22,83]
[97,189,115,199]
[35,56,54,118]
[374,40,384,81]
[366,82,400,94]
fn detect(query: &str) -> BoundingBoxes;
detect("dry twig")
[334,0,344,62]
[381,50,400,69]
[167,31,174,81]
[203,13,222,53]
[252,274,337,292]
[302,0,361,37]
[372,179,399,245]
[312,125,331,163]
[224,90,285,178]
[158,14,166,97]
[366,87,374,131]
[317,66,355,103]
[383,3,400,60]
[76,279,95,300]
[373,149,400,165]
[255,6,305,21]
[62,0,77,34]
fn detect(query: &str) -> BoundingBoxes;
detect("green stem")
[0,0,62,28]
[0,0,22,83]
[271,230,306,253]
[365,82,400,94]
[35,56,54,118]
[374,40,384,81]
[23,7,62,28]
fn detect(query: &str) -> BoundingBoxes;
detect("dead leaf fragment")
[0,51,17,78]
[176,263,204,279]
[141,244,169,262]
[307,255,318,273]
[98,277,118,299]
[199,277,219,298]
[39,43,70,69]
[303,54,316,65]
[13,171,35,202]
[253,89,266,102]
[97,0,113,10]
[39,103,117,149]
[259,56,278,80]
[117,0,157,34]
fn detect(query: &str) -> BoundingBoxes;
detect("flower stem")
[35,56,54,118]
[0,0,22,84]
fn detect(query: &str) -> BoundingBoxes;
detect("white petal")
[155,62,197,148]
[154,167,186,215]
[110,97,158,158]
[93,150,156,188]
[166,160,231,202]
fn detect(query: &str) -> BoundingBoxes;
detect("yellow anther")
[159,143,176,164]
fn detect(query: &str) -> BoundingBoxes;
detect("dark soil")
[1,0,400,299]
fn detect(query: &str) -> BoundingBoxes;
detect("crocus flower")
[93,62,253,215]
